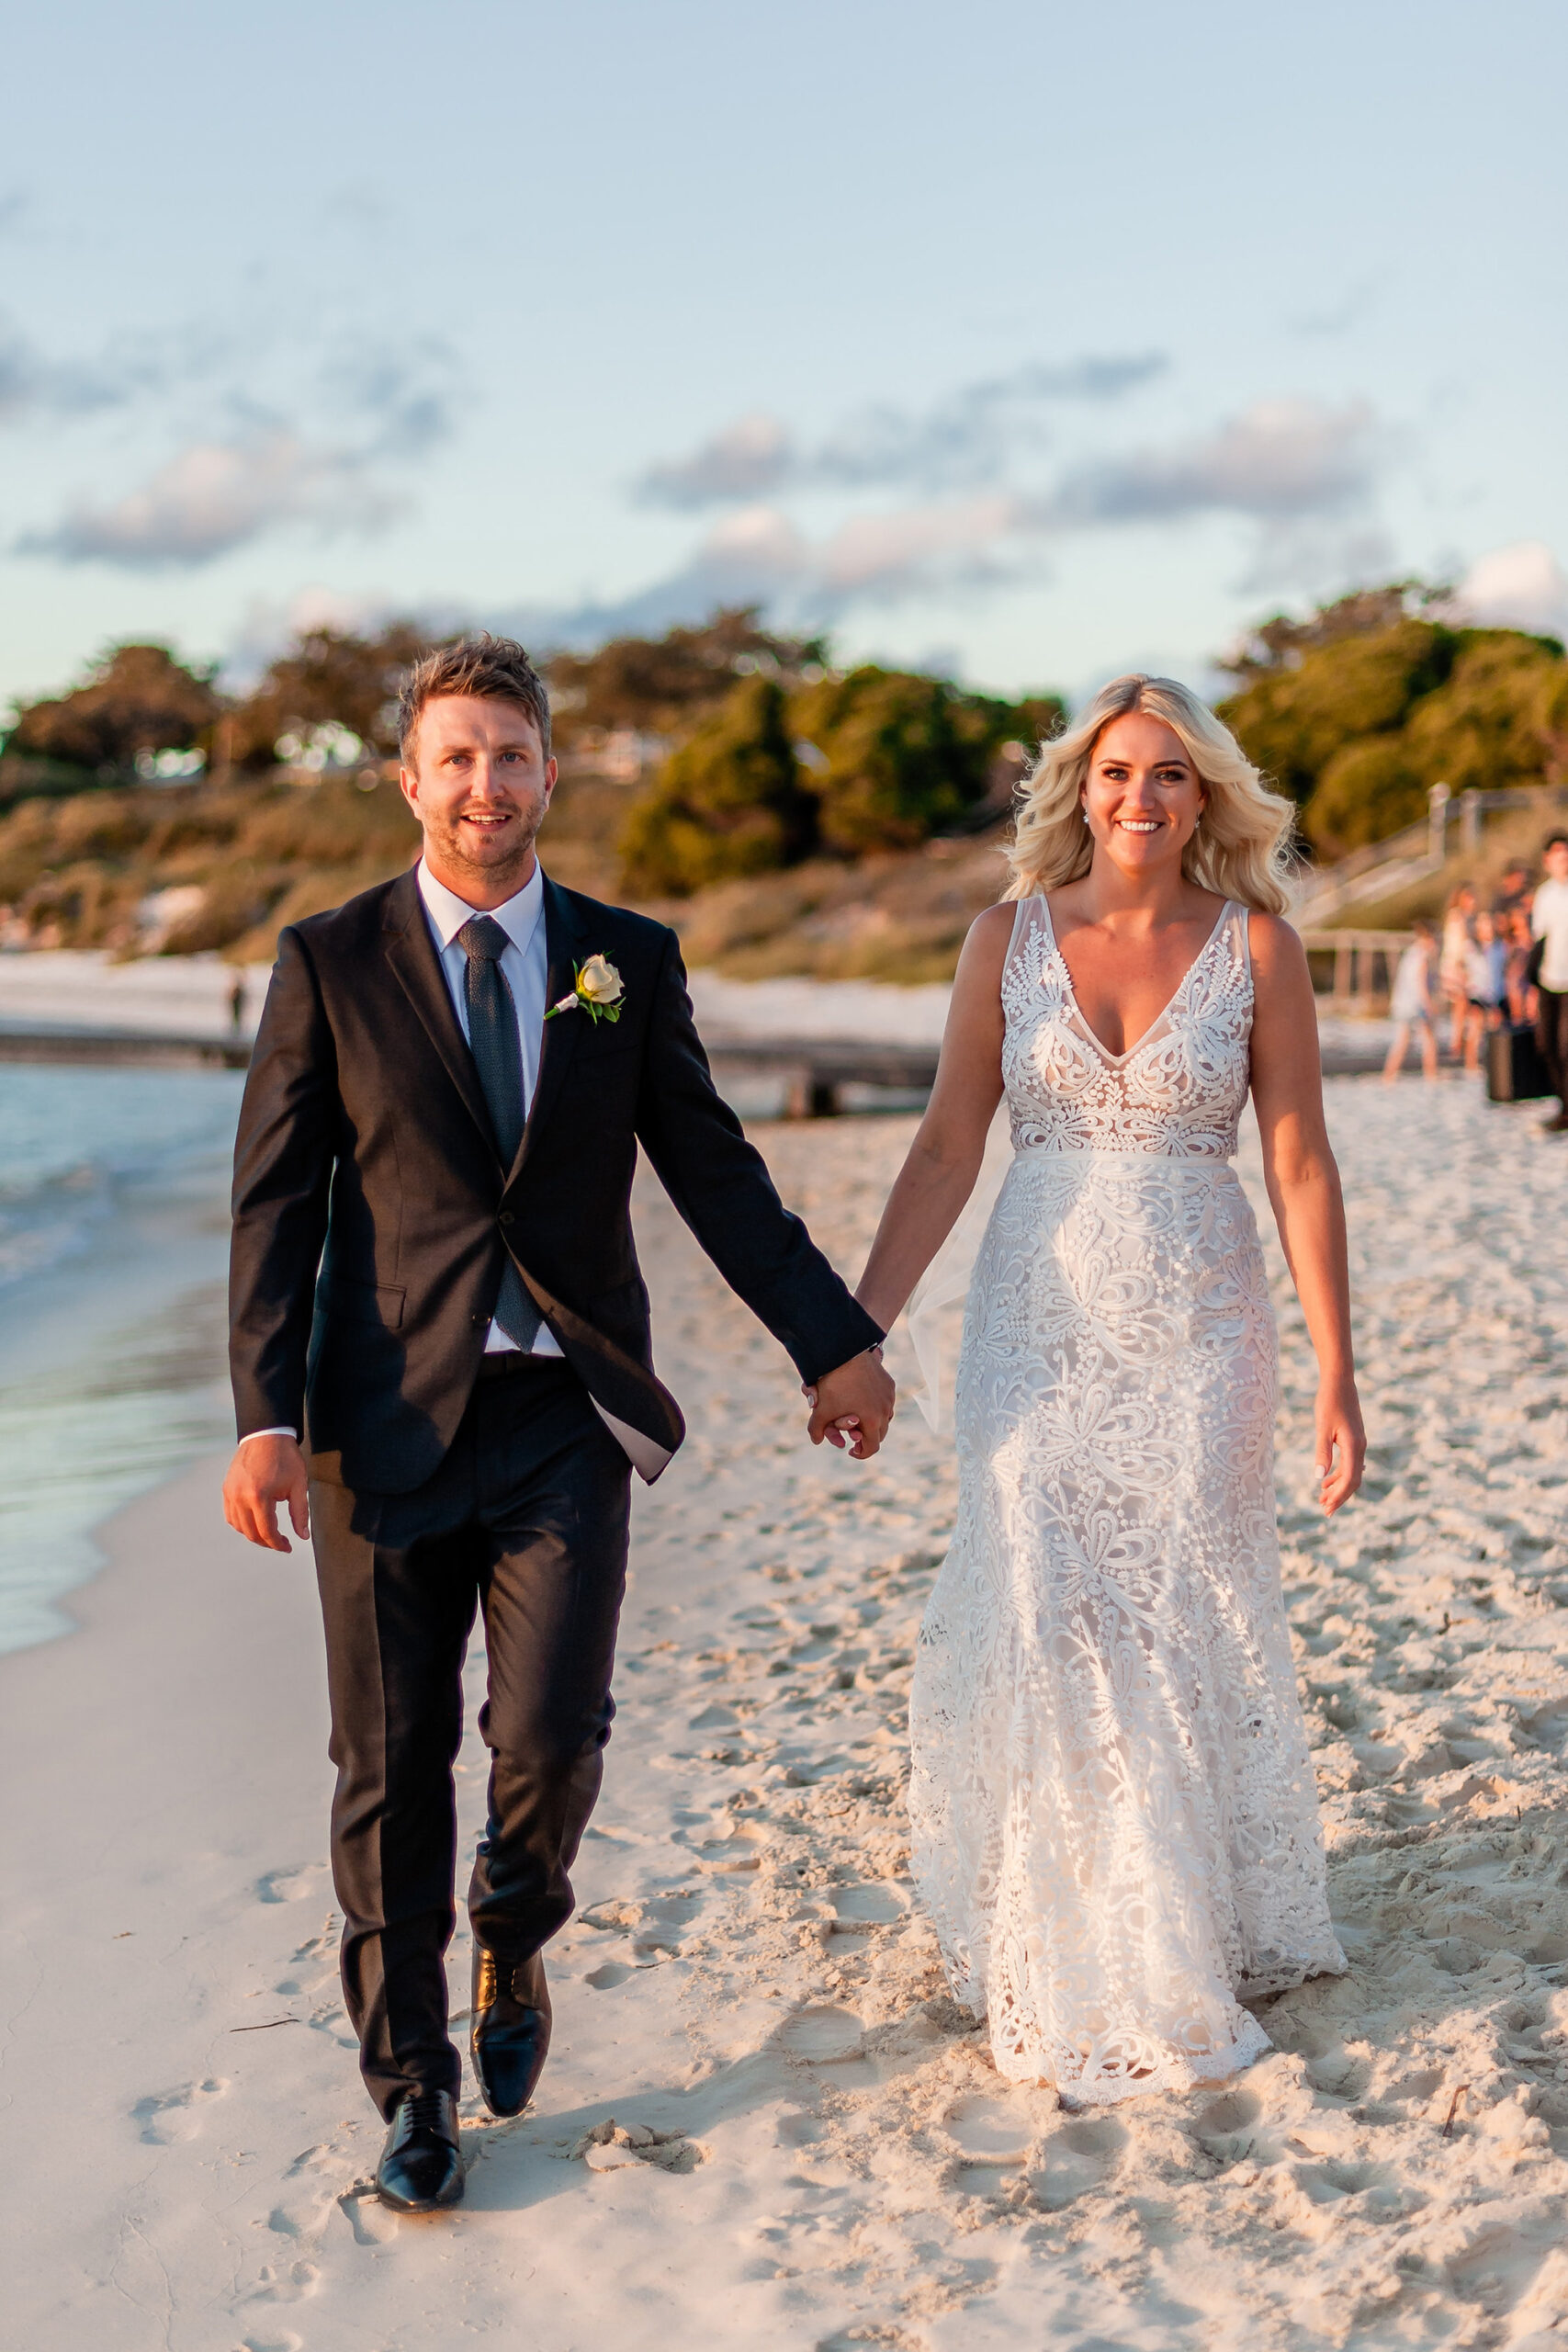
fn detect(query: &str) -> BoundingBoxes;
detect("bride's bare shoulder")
[1245,910,1309,977]
[939,903,1017,1032]
[967,899,1020,950]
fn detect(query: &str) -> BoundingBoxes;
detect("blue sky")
[3,0,1566,712]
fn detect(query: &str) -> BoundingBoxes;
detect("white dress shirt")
[416,857,562,1357]
[1532,876,1568,992]
[242,858,560,1440]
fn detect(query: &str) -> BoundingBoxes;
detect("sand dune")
[5,1076,1568,2349]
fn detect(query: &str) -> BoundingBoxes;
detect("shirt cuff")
[240,1427,299,1443]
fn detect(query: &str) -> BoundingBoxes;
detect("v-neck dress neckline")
[1037,894,1236,1066]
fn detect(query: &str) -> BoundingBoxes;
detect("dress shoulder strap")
[1221,899,1252,978]
[1003,892,1045,976]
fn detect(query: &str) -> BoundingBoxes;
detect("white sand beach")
[6,1076,1568,2351]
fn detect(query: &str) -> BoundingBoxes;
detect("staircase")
[1292,781,1567,926]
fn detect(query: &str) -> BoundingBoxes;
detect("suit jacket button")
[499,1211,515,1227]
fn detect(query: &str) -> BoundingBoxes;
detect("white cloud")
[818,496,1020,597]
[507,387,1398,646]
[1048,399,1383,526]
[635,413,795,508]
[634,355,1168,510]
[1449,540,1568,639]
[19,430,399,569]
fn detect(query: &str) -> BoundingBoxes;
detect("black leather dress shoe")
[376,2087,464,2212]
[471,1945,552,2118]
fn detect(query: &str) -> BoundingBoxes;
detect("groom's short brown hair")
[397,634,552,766]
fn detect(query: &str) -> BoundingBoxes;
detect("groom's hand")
[223,1435,310,1553]
[805,1350,895,1460]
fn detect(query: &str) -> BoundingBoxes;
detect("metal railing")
[1296,930,1412,1013]
[1292,780,1568,925]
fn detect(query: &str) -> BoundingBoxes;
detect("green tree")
[5,643,220,775]
[548,607,826,748]
[1305,736,1428,849]
[617,675,818,894]
[1218,620,1459,809]
[229,621,434,768]
[1401,633,1565,796]
[791,666,1031,854]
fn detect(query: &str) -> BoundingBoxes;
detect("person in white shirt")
[1382,919,1438,1082]
[1532,833,1568,1132]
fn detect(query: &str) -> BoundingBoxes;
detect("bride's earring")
[1081,809,1090,826]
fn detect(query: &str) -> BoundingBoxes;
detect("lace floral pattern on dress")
[908,895,1345,2106]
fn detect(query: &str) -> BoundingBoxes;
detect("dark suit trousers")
[1538,984,1568,1104]
[309,1359,631,2118]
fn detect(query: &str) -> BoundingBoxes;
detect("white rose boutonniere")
[546,953,625,1025]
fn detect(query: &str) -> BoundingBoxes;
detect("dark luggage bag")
[1486,1019,1551,1102]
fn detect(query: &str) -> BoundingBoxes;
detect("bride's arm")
[853,905,1010,1329]
[1248,913,1367,1516]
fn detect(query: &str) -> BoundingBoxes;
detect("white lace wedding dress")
[908,894,1345,2104]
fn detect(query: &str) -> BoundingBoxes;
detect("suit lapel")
[508,875,586,1184]
[382,868,498,1160]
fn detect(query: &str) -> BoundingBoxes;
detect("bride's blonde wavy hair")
[1005,673,1296,914]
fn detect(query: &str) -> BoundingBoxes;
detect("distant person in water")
[1382,919,1438,1082]
[1532,833,1568,1133]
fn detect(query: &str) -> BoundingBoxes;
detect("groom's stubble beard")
[417,779,550,898]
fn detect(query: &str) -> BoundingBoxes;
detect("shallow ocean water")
[0,1065,244,1653]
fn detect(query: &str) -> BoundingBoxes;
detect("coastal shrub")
[618,662,1063,893]
[1305,737,1428,850]
[1221,590,1568,849]
[618,676,818,895]
[4,643,220,775]
[548,608,826,751]
[237,778,417,866]
[49,791,156,862]
[228,622,433,769]
[1400,634,1567,797]
[0,798,74,902]
[790,666,1031,855]
[160,865,282,955]
[1220,620,1459,808]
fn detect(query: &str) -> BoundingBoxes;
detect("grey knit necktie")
[457,914,540,1351]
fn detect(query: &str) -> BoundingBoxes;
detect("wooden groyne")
[0,1023,1391,1102]
[0,1024,253,1069]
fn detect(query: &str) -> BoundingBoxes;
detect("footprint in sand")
[1027,2114,1127,2211]
[942,2091,1032,2160]
[829,1883,908,1933]
[255,1864,329,1904]
[776,2005,863,2062]
[130,2077,228,2143]
[244,2256,321,2306]
[585,1961,635,1989]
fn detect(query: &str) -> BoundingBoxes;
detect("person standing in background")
[1465,911,1506,1064]
[1532,833,1568,1133]
[1504,908,1538,1024]
[1439,883,1477,1061]
[1494,862,1533,925]
[1382,919,1438,1082]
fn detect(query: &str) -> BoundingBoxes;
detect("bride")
[853,673,1364,2105]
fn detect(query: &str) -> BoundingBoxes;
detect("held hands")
[1315,1377,1366,1517]
[222,1434,310,1553]
[803,1349,896,1461]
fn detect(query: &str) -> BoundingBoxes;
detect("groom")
[222,636,893,2212]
